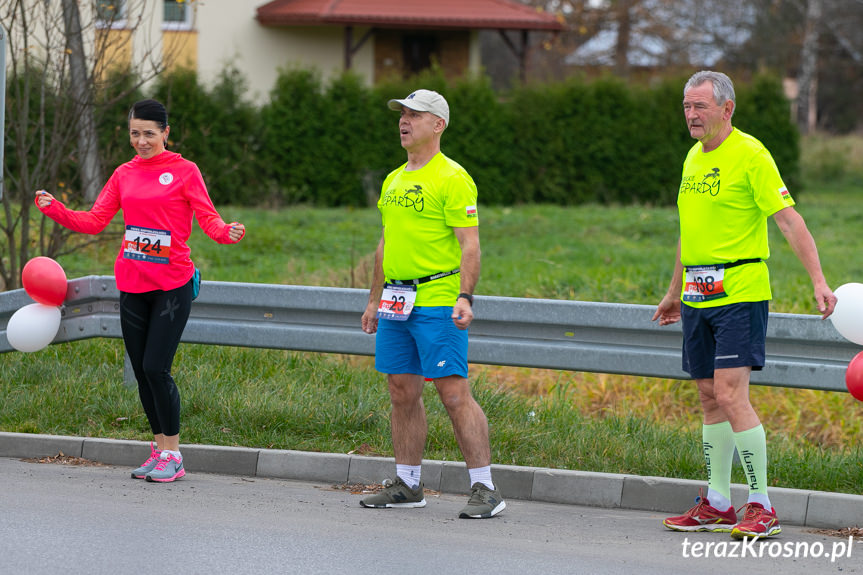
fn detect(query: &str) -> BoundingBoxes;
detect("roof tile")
[257,0,563,30]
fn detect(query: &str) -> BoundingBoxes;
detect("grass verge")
[4,147,863,495]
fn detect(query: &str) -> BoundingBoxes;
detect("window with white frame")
[163,0,194,30]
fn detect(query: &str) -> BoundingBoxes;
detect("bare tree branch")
[0,1,183,290]
[61,0,103,202]
[797,0,821,133]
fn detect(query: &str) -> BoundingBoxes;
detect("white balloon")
[6,303,61,353]
[830,283,863,346]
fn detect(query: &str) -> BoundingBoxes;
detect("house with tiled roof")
[93,0,562,102]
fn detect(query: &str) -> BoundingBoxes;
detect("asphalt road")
[0,457,858,575]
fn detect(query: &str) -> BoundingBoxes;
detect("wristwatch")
[457,293,473,306]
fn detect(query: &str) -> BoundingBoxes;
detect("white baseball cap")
[387,89,450,126]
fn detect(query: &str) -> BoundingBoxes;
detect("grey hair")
[684,71,736,117]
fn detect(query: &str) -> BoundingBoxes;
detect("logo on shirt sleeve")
[465,205,477,218]
[779,187,792,202]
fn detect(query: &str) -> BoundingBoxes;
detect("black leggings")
[120,279,193,437]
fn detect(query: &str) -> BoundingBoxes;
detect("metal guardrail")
[0,275,859,392]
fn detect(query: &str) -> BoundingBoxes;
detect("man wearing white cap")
[360,89,505,519]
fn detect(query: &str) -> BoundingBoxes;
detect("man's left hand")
[452,298,473,329]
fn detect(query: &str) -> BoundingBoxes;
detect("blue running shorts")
[681,301,768,379]
[374,306,469,379]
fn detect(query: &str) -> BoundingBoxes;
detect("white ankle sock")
[468,466,494,490]
[707,488,731,510]
[396,464,421,489]
[748,491,771,509]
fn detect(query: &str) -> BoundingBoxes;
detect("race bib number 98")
[683,265,727,302]
[123,225,171,264]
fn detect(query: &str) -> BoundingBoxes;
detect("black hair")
[128,99,168,131]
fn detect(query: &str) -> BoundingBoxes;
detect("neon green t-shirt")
[378,152,479,306]
[677,128,795,308]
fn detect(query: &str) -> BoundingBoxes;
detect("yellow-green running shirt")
[378,152,478,306]
[677,128,795,308]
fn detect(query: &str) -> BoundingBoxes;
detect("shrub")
[735,74,801,194]
[259,68,326,205]
[90,68,800,208]
[154,67,262,205]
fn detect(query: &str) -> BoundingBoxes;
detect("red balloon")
[22,257,67,306]
[846,351,863,402]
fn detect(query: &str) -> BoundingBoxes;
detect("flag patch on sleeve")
[466,205,478,218]
[779,187,791,200]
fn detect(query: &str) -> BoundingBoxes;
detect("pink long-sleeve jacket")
[37,151,242,293]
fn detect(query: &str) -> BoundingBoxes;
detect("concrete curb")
[2,431,861,529]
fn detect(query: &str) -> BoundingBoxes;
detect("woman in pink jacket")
[36,99,245,483]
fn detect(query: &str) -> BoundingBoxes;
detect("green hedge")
[54,68,802,207]
[153,68,263,206]
[734,74,801,194]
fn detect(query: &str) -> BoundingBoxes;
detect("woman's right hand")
[35,190,55,208]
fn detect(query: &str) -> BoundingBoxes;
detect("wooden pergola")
[256,0,564,82]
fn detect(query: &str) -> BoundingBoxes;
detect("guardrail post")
[123,351,136,389]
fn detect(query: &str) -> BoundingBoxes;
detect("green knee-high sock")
[734,424,771,508]
[703,421,734,505]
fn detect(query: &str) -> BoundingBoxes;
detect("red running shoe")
[663,489,737,532]
[731,502,781,539]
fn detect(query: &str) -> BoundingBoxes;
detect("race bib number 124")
[123,225,171,264]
